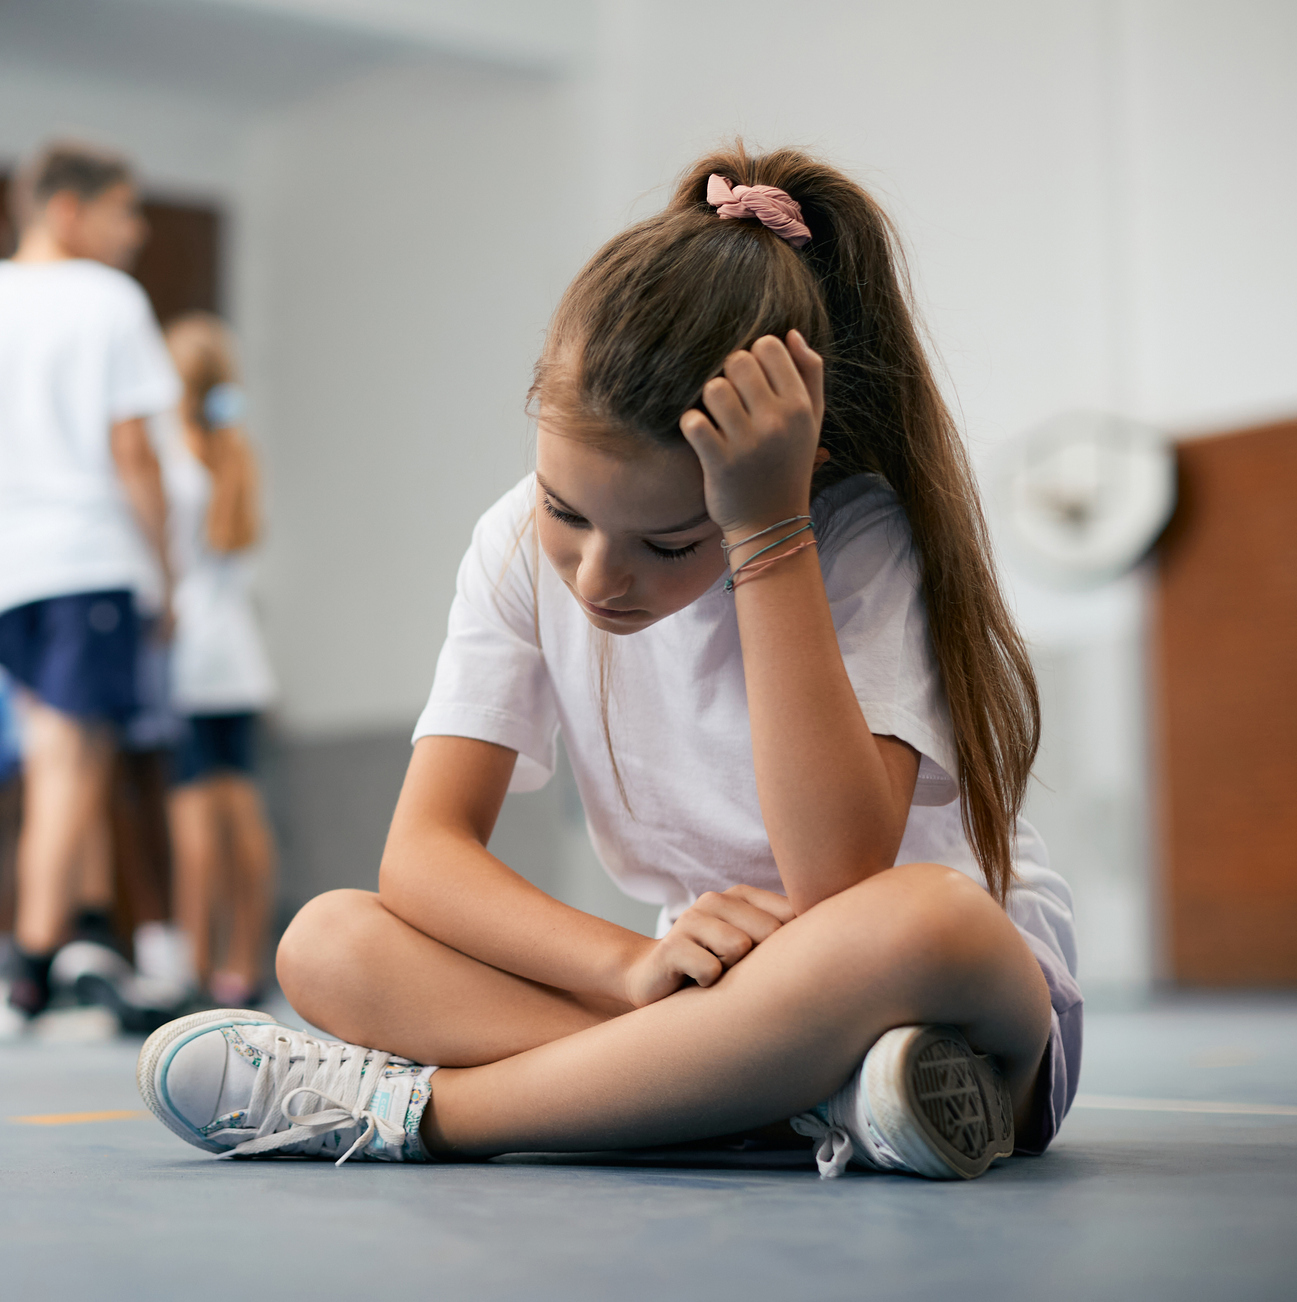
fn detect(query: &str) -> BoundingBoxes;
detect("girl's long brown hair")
[534,144,1038,901]
[166,312,260,555]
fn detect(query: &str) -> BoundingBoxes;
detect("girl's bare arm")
[681,332,920,915]
[378,735,648,1002]
[380,736,797,1006]
[111,416,173,631]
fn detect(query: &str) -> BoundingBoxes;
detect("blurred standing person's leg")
[0,672,24,940]
[112,623,193,994]
[169,715,274,1004]
[214,772,274,1003]
[11,696,114,1009]
[168,768,219,989]
[111,751,174,947]
[72,766,118,943]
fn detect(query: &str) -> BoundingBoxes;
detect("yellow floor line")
[10,1109,152,1125]
[1074,1094,1297,1117]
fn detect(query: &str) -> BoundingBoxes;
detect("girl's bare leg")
[278,889,623,1067]
[280,863,1052,1153]
[168,781,221,982]
[422,864,1051,1155]
[217,776,275,990]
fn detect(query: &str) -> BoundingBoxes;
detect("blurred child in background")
[0,142,178,1026]
[162,313,277,1007]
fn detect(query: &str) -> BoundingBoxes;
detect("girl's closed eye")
[543,492,701,560]
[644,538,699,561]
[541,496,587,528]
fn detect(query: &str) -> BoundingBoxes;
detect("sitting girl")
[138,145,1081,1180]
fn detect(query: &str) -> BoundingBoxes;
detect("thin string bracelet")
[723,523,813,593]
[720,515,812,559]
[730,536,818,590]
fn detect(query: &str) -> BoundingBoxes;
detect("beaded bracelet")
[723,523,814,593]
[729,536,819,590]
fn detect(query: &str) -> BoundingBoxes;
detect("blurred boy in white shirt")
[0,142,179,1021]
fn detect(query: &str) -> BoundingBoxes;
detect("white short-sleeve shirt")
[415,473,1076,975]
[0,259,180,614]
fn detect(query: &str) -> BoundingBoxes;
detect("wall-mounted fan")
[991,411,1176,589]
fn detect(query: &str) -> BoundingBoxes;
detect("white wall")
[239,59,586,735]
[1117,0,1297,430]
[0,61,252,199]
[211,0,594,68]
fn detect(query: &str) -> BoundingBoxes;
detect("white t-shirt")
[415,473,1077,976]
[0,259,180,614]
[160,413,277,714]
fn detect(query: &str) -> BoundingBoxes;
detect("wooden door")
[1155,419,1297,984]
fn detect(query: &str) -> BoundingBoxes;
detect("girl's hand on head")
[678,331,825,538]
[622,884,795,1008]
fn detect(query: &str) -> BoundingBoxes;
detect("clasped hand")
[678,330,826,540]
[622,884,796,1008]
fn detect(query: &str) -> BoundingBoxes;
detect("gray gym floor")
[3,995,1295,1302]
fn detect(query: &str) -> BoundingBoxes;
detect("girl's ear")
[813,446,831,468]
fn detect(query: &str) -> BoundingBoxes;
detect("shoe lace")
[790,1111,855,1179]
[217,1027,408,1167]
[790,1098,909,1179]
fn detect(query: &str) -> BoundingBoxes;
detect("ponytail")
[538,144,1038,902]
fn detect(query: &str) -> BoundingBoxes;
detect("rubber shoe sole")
[137,1008,276,1153]
[865,1024,1015,1180]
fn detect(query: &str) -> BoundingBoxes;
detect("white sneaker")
[137,1009,438,1166]
[792,1024,1015,1180]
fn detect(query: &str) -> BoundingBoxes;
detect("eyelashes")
[541,496,700,562]
[644,539,700,561]
[541,498,585,528]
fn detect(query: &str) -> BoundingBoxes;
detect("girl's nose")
[576,538,632,606]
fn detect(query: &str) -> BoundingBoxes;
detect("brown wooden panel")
[0,174,222,324]
[134,198,221,323]
[1155,419,1297,985]
[0,175,14,259]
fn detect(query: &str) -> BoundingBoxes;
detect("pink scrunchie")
[706,174,811,247]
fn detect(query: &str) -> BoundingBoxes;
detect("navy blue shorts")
[173,712,259,786]
[0,590,139,724]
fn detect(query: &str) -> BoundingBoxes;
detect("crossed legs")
[278,863,1051,1158]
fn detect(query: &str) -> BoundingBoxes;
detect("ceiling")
[0,0,582,111]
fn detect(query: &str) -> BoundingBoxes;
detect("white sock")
[133,922,196,990]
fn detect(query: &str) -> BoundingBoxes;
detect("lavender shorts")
[1014,929,1084,1155]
